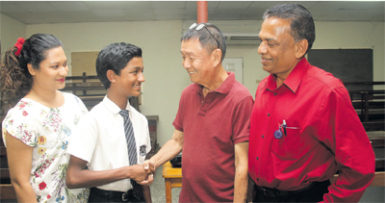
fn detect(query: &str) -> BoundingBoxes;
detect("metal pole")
[197,1,208,23]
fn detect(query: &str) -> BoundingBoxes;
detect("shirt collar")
[194,72,236,95]
[266,57,309,93]
[102,96,132,115]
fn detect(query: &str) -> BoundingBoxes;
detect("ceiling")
[0,1,384,25]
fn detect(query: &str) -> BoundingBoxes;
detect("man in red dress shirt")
[248,3,375,202]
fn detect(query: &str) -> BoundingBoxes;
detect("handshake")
[130,160,156,185]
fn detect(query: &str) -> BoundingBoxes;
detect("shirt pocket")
[272,120,303,160]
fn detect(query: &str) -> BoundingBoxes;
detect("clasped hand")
[130,161,156,185]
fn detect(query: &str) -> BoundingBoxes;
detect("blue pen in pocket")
[274,120,300,139]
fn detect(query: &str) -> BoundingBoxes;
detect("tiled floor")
[150,168,181,203]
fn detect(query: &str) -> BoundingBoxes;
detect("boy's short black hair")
[96,42,142,89]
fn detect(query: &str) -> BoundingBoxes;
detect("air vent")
[224,33,259,45]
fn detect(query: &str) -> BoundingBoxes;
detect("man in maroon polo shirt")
[147,23,254,202]
[248,3,375,202]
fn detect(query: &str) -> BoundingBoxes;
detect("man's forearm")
[233,169,248,203]
[149,139,182,169]
[149,129,184,169]
[233,142,249,203]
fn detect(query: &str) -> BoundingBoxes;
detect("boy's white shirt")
[68,96,151,192]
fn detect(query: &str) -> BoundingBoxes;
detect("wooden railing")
[62,72,106,110]
[346,82,385,131]
[345,82,385,173]
[0,134,16,201]
[62,72,141,110]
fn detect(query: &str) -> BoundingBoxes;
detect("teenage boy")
[66,42,153,203]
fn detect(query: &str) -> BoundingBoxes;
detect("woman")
[0,34,89,202]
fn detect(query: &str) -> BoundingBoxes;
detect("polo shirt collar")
[194,72,235,95]
[103,96,132,115]
[266,57,309,93]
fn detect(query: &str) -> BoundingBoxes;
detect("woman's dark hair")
[263,3,315,54]
[0,33,62,112]
[96,42,142,89]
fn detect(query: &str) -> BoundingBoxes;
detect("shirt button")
[256,157,259,160]
[257,178,259,182]
[273,92,278,96]
[261,135,264,138]
[267,113,271,117]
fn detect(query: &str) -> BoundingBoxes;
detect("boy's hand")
[137,160,155,185]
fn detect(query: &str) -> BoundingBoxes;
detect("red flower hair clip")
[14,37,25,56]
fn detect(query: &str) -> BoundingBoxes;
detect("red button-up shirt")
[249,58,375,202]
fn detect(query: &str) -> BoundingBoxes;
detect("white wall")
[1,19,381,145]
[0,13,25,54]
[211,20,270,95]
[26,21,189,144]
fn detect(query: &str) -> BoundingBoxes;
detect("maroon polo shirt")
[173,72,254,202]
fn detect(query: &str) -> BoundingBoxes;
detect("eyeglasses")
[189,23,220,48]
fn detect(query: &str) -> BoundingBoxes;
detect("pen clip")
[282,120,287,136]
